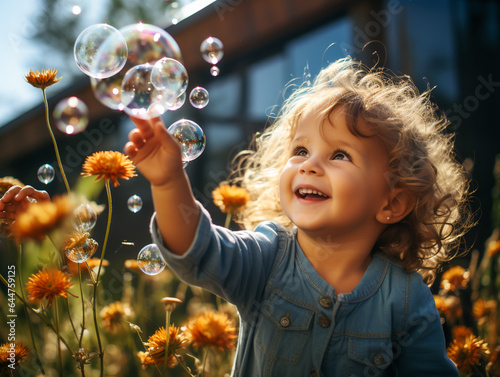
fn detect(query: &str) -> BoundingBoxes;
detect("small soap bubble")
[137,243,166,275]
[200,37,224,65]
[53,97,89,135]
[127,195,143,213]
[210,65,220,77]
[74,23,128,79]
[65,238,98,263]
[189,87,209,109]
[73,204,97,232]
[121,63,174,119]
[37,164,55,184]
[167,119,206,162]
[151,58,188,97]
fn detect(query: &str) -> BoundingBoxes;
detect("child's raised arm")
[124,117,200,255]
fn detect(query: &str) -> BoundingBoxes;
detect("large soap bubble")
[90,22,182,114]
[53,97,89,135]
[74,23,128,79]
[167,119,206,162]
[151,57,188,98]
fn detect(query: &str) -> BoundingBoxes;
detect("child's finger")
[14,186,36,201]
[1,186,23,202]
[129,116,156,140]
[128,128,146,149]
[124,141,138,159]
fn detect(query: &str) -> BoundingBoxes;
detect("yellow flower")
[0,342,29,372]
[25,268,74,308]
[10,195,75,242]
[447,334,490,374]
[25,69,62,90]
[100,301,132,334]
[185,310,237,351]
[82,151,136,187]
[440,266,469,292]
[212,184,250,214]
[138,325,191,369]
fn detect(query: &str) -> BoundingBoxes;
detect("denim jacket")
[151,203,459,377]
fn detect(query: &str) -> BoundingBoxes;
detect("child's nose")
[299,157,323,175]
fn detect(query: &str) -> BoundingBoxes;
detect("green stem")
[199,348,209,377]
[17,245,46,375]
[133,326,162,377]
[92,180,113,377]
[224,212,232,229]
[54,297,64,377]
[0,273,74,354]
[42,88,71,195]
[78,264,86,348]
[174,354,195,377]
[66,296,78,339]
[164,312,171,376]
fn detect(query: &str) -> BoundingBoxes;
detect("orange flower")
[185,310,237,351]
[447,334,490,374]
[25,69,62,90]
[212,184,250,214]
[452,326,474,342]
[487,239,500,257]
[138,325,190,369]
[25,268,74,308]
[440,266,469,292]
[433,295,447,314]
[63,231,90,250]
[82,151,136,187]
[66,257,109,276]
[0,342,29,371]
[124,259,142,273]
[100,301,132,334]
[10,195,75,242]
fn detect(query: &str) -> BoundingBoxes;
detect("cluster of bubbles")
[66,204,99,263]
[69,23,225,275]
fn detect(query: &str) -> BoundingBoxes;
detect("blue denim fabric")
[151,203,459,377]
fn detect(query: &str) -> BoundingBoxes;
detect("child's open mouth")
[295,187,330,200]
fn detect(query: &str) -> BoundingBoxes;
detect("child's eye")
[331,149,351,161]
[291,146,308,157]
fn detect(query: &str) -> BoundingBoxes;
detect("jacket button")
[318,315,331,328]
[311,368,318,377]
[280,316,290,328]
[319,297,332,308]
[372,352,386,366]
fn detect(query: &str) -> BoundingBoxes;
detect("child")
[125,58,471,376]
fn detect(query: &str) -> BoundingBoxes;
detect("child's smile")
[279,105,391,242]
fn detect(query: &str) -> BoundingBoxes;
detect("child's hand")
[124,117,184,188]
[0,185,50,221]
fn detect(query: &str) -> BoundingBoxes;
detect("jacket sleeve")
[392,273,459,376]
[150,201,284,317]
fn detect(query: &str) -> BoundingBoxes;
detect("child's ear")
[377,189,416,224]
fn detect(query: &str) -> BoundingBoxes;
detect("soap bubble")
[65,238,98,263]
[90,22,182,112]
[127,195,143,213]
[53,97,89,135]
[37,164,55,184]
[166,92,186,111]
[210,65,220,77]
[189,87,209,109]
[168,119,206,162]
[73,204,97,232]
[137,243,166,275]
[151,57,188,97]
[200,37,224,64]
[74,23,128,79]
[121,63,175,119]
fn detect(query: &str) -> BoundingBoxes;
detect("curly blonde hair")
[229,58,472,284]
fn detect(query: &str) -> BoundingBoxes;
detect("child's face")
[279,106,391,241]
